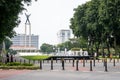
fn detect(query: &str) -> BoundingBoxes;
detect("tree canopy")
[70,0,120,56]
[0,0,37,44]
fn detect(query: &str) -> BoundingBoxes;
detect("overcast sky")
[15,0,90,46]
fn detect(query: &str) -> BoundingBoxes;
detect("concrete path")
[0,69,120,80]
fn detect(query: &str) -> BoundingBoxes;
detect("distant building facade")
[57,29,71,43]
[10,34,39,50]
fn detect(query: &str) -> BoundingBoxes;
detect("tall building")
[10,34,39,50]
[57,29,71,43]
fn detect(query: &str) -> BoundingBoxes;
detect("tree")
[0,0,37,44]
[40,43,54,54]
[70,0,120,57]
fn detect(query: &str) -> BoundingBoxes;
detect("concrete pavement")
[0,70,120,80]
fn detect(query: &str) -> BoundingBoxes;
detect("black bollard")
[62,58,65,70]
[72,59,75,67]
[90,59,93,71]
[76,59,79,71]
[51,58,53,70]
[40,60,42,70]
[93,58,95,67]
[83,58,85,67]
[113,58,115,66]
[104,59,108,72]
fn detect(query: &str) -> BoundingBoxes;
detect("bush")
[0,62,3,66]
[5,62,33,66]
[6,62,21,66]
[0,66,39,70]
[22,63,33,66]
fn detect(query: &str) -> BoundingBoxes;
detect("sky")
[15,0,90,47]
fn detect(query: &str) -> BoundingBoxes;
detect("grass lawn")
[21,55,51,60]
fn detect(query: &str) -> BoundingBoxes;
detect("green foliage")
[40,43,55,53]
[70,0,120,56]
[5,62,33,66]
[0,0,37,44]
[0,66,39,70]
[6,62,21,66]
[22,55,50,60]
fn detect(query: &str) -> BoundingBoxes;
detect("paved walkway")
[0,69,120,80]
[0,59,120,80]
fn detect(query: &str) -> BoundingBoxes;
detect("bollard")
[83,58,85,67]
[93,58,95,67]
[113,58,115,66]
[104,58,108,72]
[62,58,65,70]
[90,59,93,71]
[72,59,75,67]
[51,58,53,70]
[76,59,79,71]
[40,60,42,70]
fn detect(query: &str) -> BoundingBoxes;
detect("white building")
[10,34,39,50]
[57,29,71,43]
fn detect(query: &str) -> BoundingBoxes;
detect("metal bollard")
[40,60,42,70]
[90,59,93,71]
[113,58,115,66]
[51,58,53,70]
[104,58,108,72]
[93,58,95,67]
[83,58,85,67]
[62,58,65,70]
[72,59,75,67]
[76,59,79,71]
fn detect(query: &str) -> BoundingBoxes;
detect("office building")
[57,29,71,43]
[10,34,39,50]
